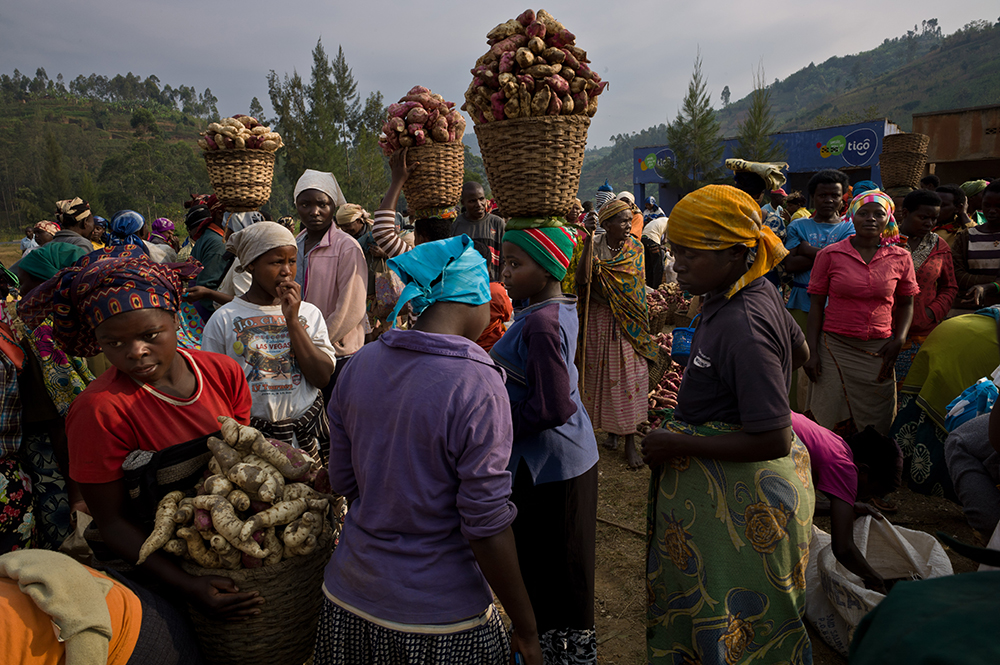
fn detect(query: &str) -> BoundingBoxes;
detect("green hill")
[579,18,1000,199]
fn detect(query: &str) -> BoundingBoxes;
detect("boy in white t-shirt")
[202,222,337,461]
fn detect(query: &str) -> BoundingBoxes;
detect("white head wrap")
[294,169,347,208]
[616,191,635,204]
[226,222,297,271]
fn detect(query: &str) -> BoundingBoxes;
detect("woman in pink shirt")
[804,190,918,439]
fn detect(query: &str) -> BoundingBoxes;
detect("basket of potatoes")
[199,115,284,212]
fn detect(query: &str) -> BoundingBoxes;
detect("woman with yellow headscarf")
[576,199,657,468]
[640,184,815,664]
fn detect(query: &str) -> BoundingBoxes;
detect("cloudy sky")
[1,1,995,149]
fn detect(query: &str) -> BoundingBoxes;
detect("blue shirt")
[490,296,599,484]
[783,217,855,311]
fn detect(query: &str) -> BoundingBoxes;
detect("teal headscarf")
[18,242,89,281]
[387,235,491,324]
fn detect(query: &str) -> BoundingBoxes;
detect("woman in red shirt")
[804,190,918,438]
[18,247,259,621]
[894,190,957,386]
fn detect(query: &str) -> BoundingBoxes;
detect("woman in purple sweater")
[317,236,541,665]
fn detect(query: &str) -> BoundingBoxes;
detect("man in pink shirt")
[293,170,369,384]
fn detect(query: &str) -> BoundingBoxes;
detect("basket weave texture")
[648,347,672,393]
[882,133,930,155]
[204,149,275,212]
[649,309,670,336]
[475,115,590,217]
[402,142,465,212]
[181,534,333,665]
[880,152,927,190]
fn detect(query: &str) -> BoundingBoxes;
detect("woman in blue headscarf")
[317,235,543,665]
[107,210,147,254]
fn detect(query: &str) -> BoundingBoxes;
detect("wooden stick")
[579,228,595,392]
[597,516,644,537]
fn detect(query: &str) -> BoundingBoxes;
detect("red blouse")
[906,235,958,337]
[808,239,919,341]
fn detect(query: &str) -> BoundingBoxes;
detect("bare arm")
[79,480,263,618]
[802,294,826,382]
[829,496,886,593]
[469,528,542,665]
[641,426,793,466]
[185,285,234,306]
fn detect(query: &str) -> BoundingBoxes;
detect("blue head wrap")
[109,210,147,253]
[387,235,491,324]
[853,180,880,196]
[646,196,656,207]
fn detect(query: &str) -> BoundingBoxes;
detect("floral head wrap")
[847,189,901,246]
[18,246,201,357]
[33,220,60,236]
[386,235,490,324]
[109,210,147,252]
[667,185,788,299]
[55,198,92,227]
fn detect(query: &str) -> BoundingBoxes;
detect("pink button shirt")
[808,238,919,340]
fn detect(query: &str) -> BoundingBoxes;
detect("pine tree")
[721,85,731,107]
[735,65,786,163]
[249,96,266,125]
[661,52,725,194]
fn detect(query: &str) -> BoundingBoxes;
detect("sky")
[1,1,996,150]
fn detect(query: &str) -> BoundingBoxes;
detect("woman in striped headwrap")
[51,198,96,252]
[804,189,917,442]
[576,199,657,468]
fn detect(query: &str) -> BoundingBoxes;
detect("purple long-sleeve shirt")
[323,329,517,625]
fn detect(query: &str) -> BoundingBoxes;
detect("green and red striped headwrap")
[503,217,578,280]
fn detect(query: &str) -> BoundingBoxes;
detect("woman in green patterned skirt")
[641,185,815,664]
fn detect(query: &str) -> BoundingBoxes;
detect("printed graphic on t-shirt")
[230,314,307,394]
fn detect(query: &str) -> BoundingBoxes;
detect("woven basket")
[649,309,670,335]
[475,115,590,217]
[181,534,333,665]
[204,149,275,212]
[402,141,465,213]
[649,347,673,392]
[880,151,926,190]
[882,133,929,155]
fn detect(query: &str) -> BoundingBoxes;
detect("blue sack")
[945,378,998,433]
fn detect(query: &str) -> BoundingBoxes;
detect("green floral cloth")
[646,410,815,664]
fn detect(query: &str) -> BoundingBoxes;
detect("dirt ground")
[592,434,981,665]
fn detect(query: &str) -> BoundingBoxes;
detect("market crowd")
[1,148,999,665]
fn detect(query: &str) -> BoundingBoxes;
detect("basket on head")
[402,141,465,212]
[882,133,930,155]
[879,152,927,190]
[181,534,332,665]
[475,115,590,217]
[204,149,276,212]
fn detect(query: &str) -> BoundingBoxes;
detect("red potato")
[407,85,430,96]
[547,93,562,116]
[548,29,576,48]
[561,49,581,70]
[516,8,535,26]
[526,21,546,40]
[545,74,570,96]
[404,106,429,125]
[499,51,516,74]
[516,74,536,94]
[411,128,427,146]
[591,80,609,97]
[490,91,506,120]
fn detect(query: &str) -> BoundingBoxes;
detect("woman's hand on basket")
[802,355,821,383]
[187,575,264,620]
[389,148,419,185]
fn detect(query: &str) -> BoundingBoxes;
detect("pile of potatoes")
[197,115,284,153]
[137,416,344,570]
[462,9,608,123]
[378,86,467,156]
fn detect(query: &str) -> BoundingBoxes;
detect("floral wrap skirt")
[646,411,815,664]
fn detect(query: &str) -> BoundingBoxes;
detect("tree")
[735,65,786,163]
[249,96,267,125]
[721,85,731,107]
[660,52,725,194]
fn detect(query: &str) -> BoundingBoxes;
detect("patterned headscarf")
[595,179,615,211]
[386,235,490,324]
[33,221,60,236]
[18,246,201,357]
[109,210,147,251]
[667,185,789,299]
[961,180,989,198]
[55,198,91,227]
[598,199,632,224]
[503,222,578,281]
[151,217,175,240]
[847,189,901,246]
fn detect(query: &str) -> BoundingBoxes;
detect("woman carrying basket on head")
[576,199,657,468]
[641,185,815,665]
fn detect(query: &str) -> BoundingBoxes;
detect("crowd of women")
[0,154,998,665]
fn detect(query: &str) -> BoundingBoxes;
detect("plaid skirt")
[313,598,509,665]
